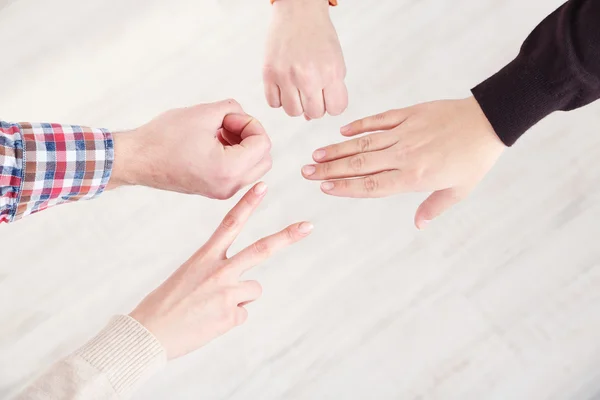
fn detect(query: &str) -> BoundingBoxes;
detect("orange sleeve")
[271,0,337,5]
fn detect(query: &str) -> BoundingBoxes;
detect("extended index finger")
[227,221,313,276]
[206,182,268,258]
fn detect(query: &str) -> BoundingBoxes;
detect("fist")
[264,0,348,119]
[111,99,272,200]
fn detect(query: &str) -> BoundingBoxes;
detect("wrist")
[464,96,507,151]
[108,130,144,190]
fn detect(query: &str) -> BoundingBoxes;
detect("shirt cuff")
[76,315,167,398]
[0,122,24,223]
[14,122,114,221]
[471,55,564,147]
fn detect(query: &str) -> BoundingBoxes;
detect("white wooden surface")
[1,0,600,399]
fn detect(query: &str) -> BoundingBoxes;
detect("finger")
[320,170,400,198]
[324,81,348,116]
[311,132,399,163]
[340,109,408,137]
[300,88,326,119]
[231,280,263,305]
[302,151,394,181]
[241,155,273,187]
[223,113,268,141]
[228,221,313,276]
[223,114,272,168]
[218,128,240,146]
[280,84,303,117]
[216,129,231,146]
[264,82,282,108]
[414,188,466,230]
[206,182,268,257]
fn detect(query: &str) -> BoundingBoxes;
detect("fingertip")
[415,214,432,231]
[297,222,314,235]
[253,181,268,195]
[327,104,346,117]
[312,149,326,162]
[321,182,335,192]
[302,165,316,177]
[340,124,353,136]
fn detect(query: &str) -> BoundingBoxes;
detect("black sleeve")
[471,0,600,146]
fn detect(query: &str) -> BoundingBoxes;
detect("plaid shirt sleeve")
[0,121,114,223]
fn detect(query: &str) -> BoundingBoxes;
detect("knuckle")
[284,226,296,242]
[327,105,345,117]
[262,65,278,79]
[349,155,365,172]
[252,282,264,298]
[264,157,273,172]
[306,106,324,119]
[264,137,273,152]
[363,176,379,193]
[357,136,371,152]
[221,213,237,230]
[373,113,387,123]
[337,179,349,189]
[285,105,303,117]
[252,240,270,256]
[225,98,240,107]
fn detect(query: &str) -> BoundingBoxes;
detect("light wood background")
[1,0,600,399]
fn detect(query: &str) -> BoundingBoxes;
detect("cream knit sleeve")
[16,315,166,400]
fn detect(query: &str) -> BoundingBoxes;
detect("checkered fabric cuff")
[0,121,114,223]
[0,122,23,223]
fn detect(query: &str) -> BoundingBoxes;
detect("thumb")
[223,113,267,140]
[222,114,272,167]
[414,188,466,230]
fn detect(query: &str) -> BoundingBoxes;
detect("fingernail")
[340,125,351,134]
[254,182,268,195]
[304,115,311,121]
[313,149,326,160]
[298,222,314,234]
[418,220,431,230]
[321,182,335,191]
[302,165,316,176]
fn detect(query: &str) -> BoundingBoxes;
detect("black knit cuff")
[471,55,561,146]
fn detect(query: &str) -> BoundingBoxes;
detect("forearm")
[16,316,166,400]
[472,0,600,146]
[0,121,114,223]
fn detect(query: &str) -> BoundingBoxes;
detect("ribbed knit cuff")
[75,315,166,398]
[471,55,562,147]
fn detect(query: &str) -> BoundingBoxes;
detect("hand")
[301,97,506,229]
[110,99,272,200]
[129,182,313,360]
[264,0,347,119]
